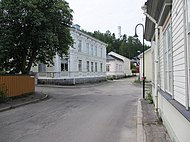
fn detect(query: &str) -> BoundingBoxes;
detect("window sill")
[156,86,190,122]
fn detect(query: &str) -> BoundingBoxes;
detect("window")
[119,65,122,72]
[86,61,90,72]
[86,43,90,54]
[38,63,46,72]
[78,60,82,72]
[95,62,97,72]
[61,58,68,71]
[163,24,172,93]
[100,48,103,57]
[91,45,93,56]
[106,64,110,72]
[116,64,118,71]
[95,46,97,56]
[100,63,103,72]
[78,40,82,52]
[91,62,94,72]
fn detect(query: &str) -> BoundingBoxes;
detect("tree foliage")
[83,30,150,59]
[0,0,73,74]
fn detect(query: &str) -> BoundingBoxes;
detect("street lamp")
[134,23,145,99]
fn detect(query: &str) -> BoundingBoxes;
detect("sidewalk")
[137,98,171,142]
[0,92,48,112]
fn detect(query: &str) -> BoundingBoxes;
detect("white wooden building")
[32,26,107,85]
[144,0,190,141]
[138,48,152,81]
[106,51,131,78]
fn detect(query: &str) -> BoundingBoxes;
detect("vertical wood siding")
[0,75,35,97]
[172,0,186,106]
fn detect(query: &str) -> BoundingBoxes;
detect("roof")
[137,48,151,58]
[70,27,107,47]
[144,0,171,41]
[106,55,124,62]
[108,51,129,61]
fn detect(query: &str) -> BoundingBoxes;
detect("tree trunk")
[25,50,37,74]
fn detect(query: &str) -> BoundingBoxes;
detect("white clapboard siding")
[173,34,184,49]
[173,70,185,77]
[173,51,184,61]
[174,80,186,89]
[172,0,186,106]
[173,63,185,71]
[173,58,185,66]
[174,91,186,103]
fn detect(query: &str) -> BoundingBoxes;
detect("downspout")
[143,12,159,112]
[183,0,189,110]
[154,24,159,112]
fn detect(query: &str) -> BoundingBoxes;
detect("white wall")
[150,1,190,142]
[152,87,190,142]
[172,0,186,106]
[108,51,131,75]
[106,59,125,76]
[139,49,152,81]
[33,28,107,79]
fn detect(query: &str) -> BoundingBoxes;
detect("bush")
[107,76,114,80]
[146,92,153,104]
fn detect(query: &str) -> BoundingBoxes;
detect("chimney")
[118,26,121,38]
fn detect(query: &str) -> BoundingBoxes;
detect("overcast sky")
[67,0,147,39]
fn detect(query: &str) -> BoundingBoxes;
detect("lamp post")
[134,23,145,99]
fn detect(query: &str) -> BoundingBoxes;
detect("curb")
[36,80,113,89]
[0,94,49,112]
[137,98,146,142]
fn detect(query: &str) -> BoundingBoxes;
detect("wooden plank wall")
[0,75,35,97]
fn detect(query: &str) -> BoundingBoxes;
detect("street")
[0,78,141,142]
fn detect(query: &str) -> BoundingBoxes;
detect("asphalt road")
[0,78,141,142]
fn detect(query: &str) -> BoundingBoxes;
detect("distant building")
[32,26,107,85]
[106,51,131,79]
[138,48,152,81]
[130,57,140,74]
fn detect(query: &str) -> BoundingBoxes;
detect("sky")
[67,0,147,40]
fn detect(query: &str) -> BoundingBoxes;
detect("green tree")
[0,0,73,74]
[82,30,150,59]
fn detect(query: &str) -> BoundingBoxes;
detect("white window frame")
[100,48,103,57]
[95,46,97,56]
[86,61,90,72]
[78,60,82,72]
[106,64,110,72]
[91,62,94,72]
[91,45,93,56]
[95,62,97,72]
[116,64,118,72]
[38,63,46,72]
[61,58,68,71]
[78,39,82,52]
[100,63,103,72]
[86,43,89,54]
[163,23,173,94]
